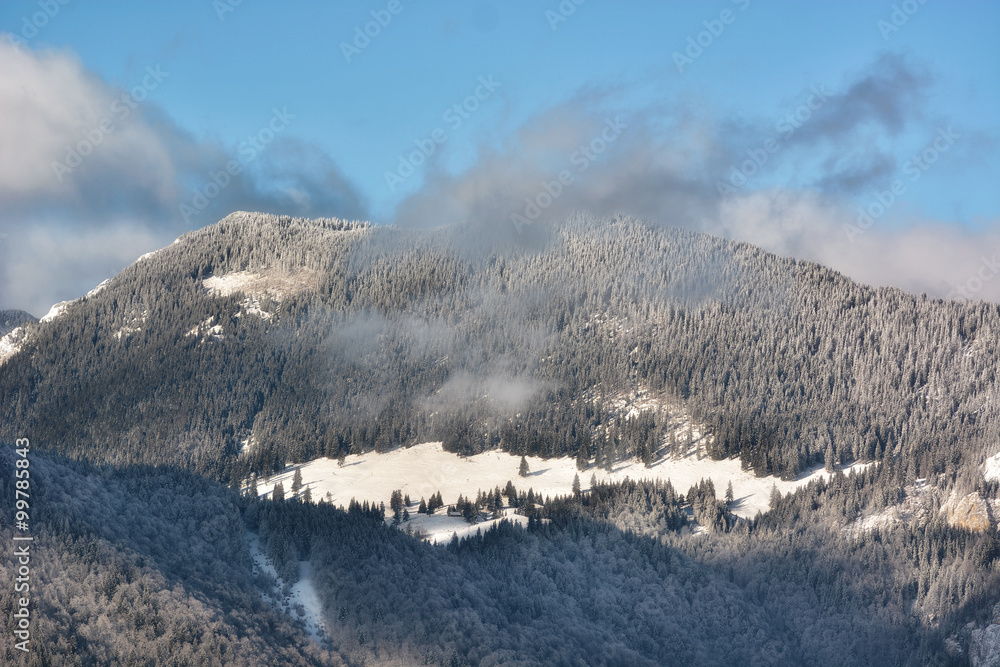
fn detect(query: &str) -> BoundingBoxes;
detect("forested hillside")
[2,212,999,664]
[6,445,994,665]
[0,448,337,666]
[1,212,997,488]
[246,466,999,665]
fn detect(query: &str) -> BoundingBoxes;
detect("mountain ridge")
[1,211,997,486]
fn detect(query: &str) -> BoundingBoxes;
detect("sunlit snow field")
[256,441,868,542]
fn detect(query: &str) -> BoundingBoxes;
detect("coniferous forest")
[2,212,999,665]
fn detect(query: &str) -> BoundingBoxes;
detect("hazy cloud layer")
[422,370,545,414]
[2,43,994,313]
[0,41,366,315]
[389,52,997,302]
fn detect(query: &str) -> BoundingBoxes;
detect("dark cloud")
[793,52,932,145]
[815,150,898,195]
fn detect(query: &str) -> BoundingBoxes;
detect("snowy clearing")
[256,441,868,523]
[203,269,321,321]
[203,268,320,301]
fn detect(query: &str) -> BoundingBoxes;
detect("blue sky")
[1,0,999,314]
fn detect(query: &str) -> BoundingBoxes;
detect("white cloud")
[715,190,1000,302]
[0,39,365,313]
[0,41,177,208]
[1,224,164,317]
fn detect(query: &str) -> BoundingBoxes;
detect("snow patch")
[402,511,529,545]
[248,533,326,643]
[234,296,273,322]
[40,300,75,323]
[36,278,110,326]
[185,316,224,341]
[113,309,148,341]
[0,327,28,366]
[114,326,141,341]
[87,279,111,298]
[985,452,1000,483]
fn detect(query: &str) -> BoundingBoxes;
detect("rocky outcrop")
[971,603,1000,667]
[945,492,995,533]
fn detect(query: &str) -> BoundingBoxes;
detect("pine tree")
[418,498,427,514]
[519,456,530,477]
[272,482,285,502]
[725,481,734,505]
[291,468,303,494]
[576,439,590,471]
[302,486,312,503]
[572,473,581,498]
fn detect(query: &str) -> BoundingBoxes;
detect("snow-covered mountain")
[2,212,999,665]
